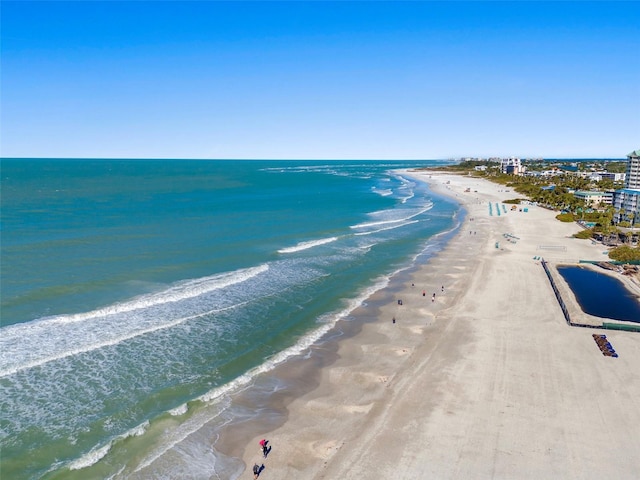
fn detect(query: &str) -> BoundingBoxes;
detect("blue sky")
[1,1,638,159]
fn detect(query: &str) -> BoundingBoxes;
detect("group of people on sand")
[252,439,271,478]
[394,284,446,323]
[419,285,445,303]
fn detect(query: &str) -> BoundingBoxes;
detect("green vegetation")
[603,162,627,173]
[608,246,640,262]
[556,213,575,222]
[503,198,523,204]
[426,159,630,237]
[573,229,593,239]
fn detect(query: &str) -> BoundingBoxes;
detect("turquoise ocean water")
[1,159,461,479]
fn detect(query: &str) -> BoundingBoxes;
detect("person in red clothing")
[259,439,270,458]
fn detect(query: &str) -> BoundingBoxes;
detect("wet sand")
[236,171,640,479]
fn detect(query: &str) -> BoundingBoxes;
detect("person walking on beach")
[253,463,260,479]
[259,439,270,458]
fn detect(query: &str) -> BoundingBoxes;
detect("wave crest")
[68,421,149,471]
[0,265,269,377]
[277,237,338,254]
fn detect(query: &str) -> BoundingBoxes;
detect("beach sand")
[237,171,640,479]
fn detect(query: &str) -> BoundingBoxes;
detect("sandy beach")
[238,171,640,479]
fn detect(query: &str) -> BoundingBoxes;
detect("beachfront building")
[612,150,640,225]
[613,189,640,225]
[573,190,613,207]
[526,169,561,178]
[624,150,640,189]
[500,157,525,175]
[589,171,626,183]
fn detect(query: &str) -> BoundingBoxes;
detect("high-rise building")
[613,149,640,225]
[624,149,640,189]
[500,157,525,175]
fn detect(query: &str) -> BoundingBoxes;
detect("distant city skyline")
[2,1,639,160]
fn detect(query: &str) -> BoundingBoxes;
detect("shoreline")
[206,169,468,476]
[232,171,640,479]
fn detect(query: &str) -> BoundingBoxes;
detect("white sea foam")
[3,265,268,334]
[67,264,267,324]
[371,188,393,196]
[384,173,416,203]
[0,300,252,378]
[350,203,433,230]
[133,398,233,474]
[169,404,189,416]
[68,421,149,471]
[0,265,269,377]
[410,216,463,263]
[353,220,419,236]
[318,274,391,325]
[400,191,415,203]
[105,466,126,480]
[68,444,112,471]
[277,236,339,254]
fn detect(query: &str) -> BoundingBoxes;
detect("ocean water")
[0,159,461,479]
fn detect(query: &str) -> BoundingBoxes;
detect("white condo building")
[613,150,640,225]
[500,157,525,175]
[574,190,613,207]
[625,149,640,189]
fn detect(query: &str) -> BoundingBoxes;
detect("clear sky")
[1,1,638,160]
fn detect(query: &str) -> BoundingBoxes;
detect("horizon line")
[0,156,629,161]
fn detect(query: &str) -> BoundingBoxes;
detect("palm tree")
[601,206,616,235]
[617,208,627,225]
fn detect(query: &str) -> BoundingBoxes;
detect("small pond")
[557,266,640,323]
